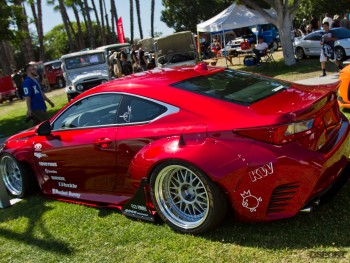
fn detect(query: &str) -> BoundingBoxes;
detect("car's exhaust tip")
[300,199,320,213]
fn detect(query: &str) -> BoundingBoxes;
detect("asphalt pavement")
[294,73,339,85]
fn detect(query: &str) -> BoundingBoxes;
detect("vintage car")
[0,75,17,103]
[61,50,110,102]
[44,60,65,88]
[1,64,349,234]
[155,31,198,68]
[294,28,350,61]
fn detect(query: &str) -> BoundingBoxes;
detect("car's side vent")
[267,182,300,213]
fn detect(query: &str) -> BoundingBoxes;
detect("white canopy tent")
[197,3,276,33]
[197,3,276,64]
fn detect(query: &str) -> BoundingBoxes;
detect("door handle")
[94,138,113,148]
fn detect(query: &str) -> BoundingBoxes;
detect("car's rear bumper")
[225,115,350,222]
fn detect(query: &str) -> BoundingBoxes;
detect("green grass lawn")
[1,61,350,262]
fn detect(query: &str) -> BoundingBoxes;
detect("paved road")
[294,73,339,85]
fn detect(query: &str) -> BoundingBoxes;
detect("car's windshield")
[171,69,289,105]
[64,53,106,69]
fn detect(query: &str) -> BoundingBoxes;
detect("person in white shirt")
[253,36,268,65]
[322,13,333,28]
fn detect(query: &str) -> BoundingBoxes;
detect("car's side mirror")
[37,120,52,136]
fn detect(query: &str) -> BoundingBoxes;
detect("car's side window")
[305,33,323,41]
[52,93,122,130]
[117,95,167,124]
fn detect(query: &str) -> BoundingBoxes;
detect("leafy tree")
[161,0,232,33]
[0,0,14,41]
[295,0,350,27]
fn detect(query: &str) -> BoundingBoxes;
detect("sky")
[26,0,174,39]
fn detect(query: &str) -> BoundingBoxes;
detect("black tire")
[229,50,238,57]
[150,160,227,234]
[335,46,346,61]
[295,47,306,60]
[0,153,37,198]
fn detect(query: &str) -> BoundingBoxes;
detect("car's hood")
[68,70,109,83]
[156,31,196,55]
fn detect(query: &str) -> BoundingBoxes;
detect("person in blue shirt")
[23,64,55,125]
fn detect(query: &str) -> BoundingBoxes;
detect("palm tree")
[129,0,134,43]
[29,0,45,61]
[83,0,96,48]
[91,0,105,45]
[13,0,35,63]
[102,0,111,44]
[135,0,143,39]
[110,0,118,42]
[48,0,75,52]
[151,0,155,38]
[66,0,85,50]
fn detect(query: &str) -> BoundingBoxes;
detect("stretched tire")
[0,153,37,198]
[335,46,346,61]
[150,161,227,234]
[295,47,306,60]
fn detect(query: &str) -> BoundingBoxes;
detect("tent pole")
[197,30,201,61]
[223,29,228,68]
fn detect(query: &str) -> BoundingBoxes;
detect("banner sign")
[117,17,126,43]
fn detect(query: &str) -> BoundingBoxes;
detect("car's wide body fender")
[128,135,250,194]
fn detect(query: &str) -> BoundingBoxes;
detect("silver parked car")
[294,27,350,61]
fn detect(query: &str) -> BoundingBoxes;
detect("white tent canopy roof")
[197,3,276,33]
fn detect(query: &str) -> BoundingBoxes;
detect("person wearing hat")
[332,14,340,28]
[253,36,268,66]
[299,18,308,35]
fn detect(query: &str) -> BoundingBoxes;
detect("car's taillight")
[234,119,320,146]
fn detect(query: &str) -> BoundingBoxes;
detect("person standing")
[332,15,340,28]
[138,43,148,71]
[12,69,24,100]
[340,13,350,29]
[322,13,333,28]
[310,14,320,32]
[319,22,343,77]
[23,64,54,125]
[299,18,308,35]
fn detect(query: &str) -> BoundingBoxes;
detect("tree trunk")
[92,0,105,45]
[72,4,85,50]
[135,0,143,39]
[84,0,96,48]
[240,0,299,66]
[58,0,75,52]
[102,0,111,44]
[30,0,45,61]
[130,0,134,43]
[151,0,155,38]
[14,1,35,63]
[0,41,16,75]
[110,0,118,42]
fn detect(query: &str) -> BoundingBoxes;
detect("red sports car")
[1,64,350,234]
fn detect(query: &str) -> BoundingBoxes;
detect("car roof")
[95,43,130,51]
[61,49,106,59]
[44,59,61,65]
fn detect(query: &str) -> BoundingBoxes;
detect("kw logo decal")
[249,162,274,182]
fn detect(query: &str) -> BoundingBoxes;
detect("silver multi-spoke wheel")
[154,165,209,229]
[0,155,23,196]
[150,161,227,234]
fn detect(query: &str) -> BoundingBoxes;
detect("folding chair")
[262,48,276,65]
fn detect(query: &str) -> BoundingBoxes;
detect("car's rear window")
[170,69,289,105]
